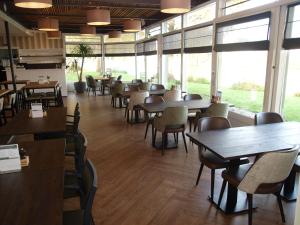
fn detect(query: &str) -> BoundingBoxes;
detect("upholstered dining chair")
[254,112,283,125]
[86,76,100,96]
[126,91,149,123]
[183,94,202,132]
[193,103,229,131]
[217,146,299,225]
[150,84,165,91]
[195,117,249,201]
[111,82,125,108]
[139,82,151,91]
[63,159,97,225]
[163,90,181,102]
[144,95,165,139]
[153,106,188,155]
[132,79,143,84]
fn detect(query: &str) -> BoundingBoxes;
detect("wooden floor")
[64,93,297,225]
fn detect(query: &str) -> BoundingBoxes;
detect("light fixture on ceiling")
[14,0,52,8]
[108,30,122,38]
[160,0,191,14]
[38,18,59,31]
[47,31,61,39]
[123,20,141,33]
[80,25,96,36]
[86,9,111,26]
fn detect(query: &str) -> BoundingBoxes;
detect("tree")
[71,43,93,82]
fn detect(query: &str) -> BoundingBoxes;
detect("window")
[144,40,157,55]
[184,25,213,53]
[136,43,145,56]
[215,12,271,51]
[162,54,181,89]
[104,43,135,56]
[162,16,182,33]
[224,0,277,15]
[148,26,161,38]
[218,51,268,112]
[146,55,158,83]
[283,3,300,49]
[136,30,146,40]
[105,56,135,81]
[183,3,216,28]
[137,56,146,81]
[163,33,181,54]
[184,53,211,97]
[103,33,135,43]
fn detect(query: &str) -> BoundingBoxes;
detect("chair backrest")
[74,131,88,175]
[132,79,143,84]
[8,93,16,106]
[163,90,181,102]
[127,84,139,92]
[117,75,122,81]
[144,95,165,104]
[255,112,283,125]
[238,146,299,194]
[139,82,151,91]
[150,84,165,91]
[161,106,188,128]
[0,98,3,111]
[204,103,229,118]
[85,76,94,88]
[128,91,149,110]
[111,83,124,96]
[197,117,231,132]
[81,159,98,225]
[184,94,202,101]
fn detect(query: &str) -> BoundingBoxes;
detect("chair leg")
[276,193,286,223]
[153,128,157,147]
[144,121,150,139]
[130,110,133,124]
[189,119,192,132]
[162,132,166,155]
[211,169,215,201]
[217,179,227,208]
[196,163,204,185]
[173,133,177,143]
[182,131,188,153]
[247,194,253,225]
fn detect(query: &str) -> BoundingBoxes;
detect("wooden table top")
[121,89,167,98]
[0,89,12,97]
[187,122,300,160]
[0,80,30,85]
[140,99,211,113]
[22,81,59,90]
[0,107,67,136]
[0,139,65,225]
[94,77,110,81]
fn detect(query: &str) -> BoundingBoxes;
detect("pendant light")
[14,0,52,8]
[38,18,59,31]
[160,0,191,14]
[87,9,110,26]
[123,20,141,33]
[108,30,121,38]
[47,31,61,39]
[80,26,96,36]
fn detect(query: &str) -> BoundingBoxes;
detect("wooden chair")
[254,112,283,125]
[217,146,299,225]
[194,103,229,131]
[163,90,181,102]
[63,159,97,225]
[153,106,188,155]
[195,117,249,201]
[144,96,165,139]
[126,91,149,123]
[183,94,202,132]
[150,84,165,91]
[3,93,17,118]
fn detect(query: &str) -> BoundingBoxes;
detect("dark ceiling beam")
[13,13,160,21]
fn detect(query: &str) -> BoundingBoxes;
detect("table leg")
[281,170,298,202]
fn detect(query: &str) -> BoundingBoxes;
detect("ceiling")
[3,0,209,34]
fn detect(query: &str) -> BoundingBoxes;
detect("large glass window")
[218,51,268,112]
[105,57,135,81]
[224,0,277,15]
[183,3,216,28]
[103,33,135,43]
[148,26,161,38]
[137,56,146,81]
[146,55,158,83]
[136,30,146,40]
[162,54,181,89]
[162,16,182,33]
[184,53,211,97]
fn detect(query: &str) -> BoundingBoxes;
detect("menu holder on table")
[30,103,47,118]
[0,144,21,174]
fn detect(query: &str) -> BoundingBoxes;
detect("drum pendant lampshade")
[108,30,122,38]
[123,20,141,32]
[161,0,191,14]
[80,26,96,36]
[14,0,52,8]
[47,31,61,39]
[38,18,59,31]
[87,9,111,26]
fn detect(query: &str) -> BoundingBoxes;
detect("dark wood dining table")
[187,122,300,214]
[0,107,67,137]
[121,89,167,98]
[0,80,30,89]
[0,139,65,225]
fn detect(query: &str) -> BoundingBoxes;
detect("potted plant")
[71,43,93,93]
